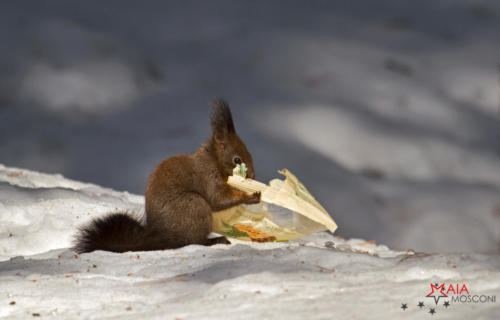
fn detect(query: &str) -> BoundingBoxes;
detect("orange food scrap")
[233,224,276,242]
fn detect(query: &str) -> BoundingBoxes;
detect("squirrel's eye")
[233,157,242,164]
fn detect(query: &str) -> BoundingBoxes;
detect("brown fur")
[74,99,260,253]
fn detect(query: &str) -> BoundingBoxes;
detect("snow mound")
[0,164,142,260]
[1,164,499,319]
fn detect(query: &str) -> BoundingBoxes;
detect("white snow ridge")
[1,164,499,319]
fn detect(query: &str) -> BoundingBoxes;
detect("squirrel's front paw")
[245,191,261,204]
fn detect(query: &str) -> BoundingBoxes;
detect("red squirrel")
[74,99,261,253]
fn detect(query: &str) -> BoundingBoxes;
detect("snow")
[21,61,141,114]
[2,2,500,317]
[0,164,142,260]
[1,164,500,319]
[2,1,500,317]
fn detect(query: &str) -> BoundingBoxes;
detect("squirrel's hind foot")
[206,236,231,246]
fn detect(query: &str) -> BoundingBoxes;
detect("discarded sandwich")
[212,164,338,242]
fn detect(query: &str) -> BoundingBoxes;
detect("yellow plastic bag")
[212,167,338,242]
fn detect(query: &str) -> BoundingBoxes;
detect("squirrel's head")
[210,99,255,179]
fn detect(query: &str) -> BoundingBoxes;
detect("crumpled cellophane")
[212,166,338,242]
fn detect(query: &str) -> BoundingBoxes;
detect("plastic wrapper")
[212,166,338,242]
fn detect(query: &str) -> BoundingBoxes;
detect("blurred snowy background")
[1,0,500,253]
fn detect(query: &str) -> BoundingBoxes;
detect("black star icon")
[429,308,436,315]
[401,303,408,311]
[417,301,424,308]
[443,301,450,308]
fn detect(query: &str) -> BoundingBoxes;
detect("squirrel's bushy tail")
[73,213,169,253]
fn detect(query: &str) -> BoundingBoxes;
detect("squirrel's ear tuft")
[211,98,235,141]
